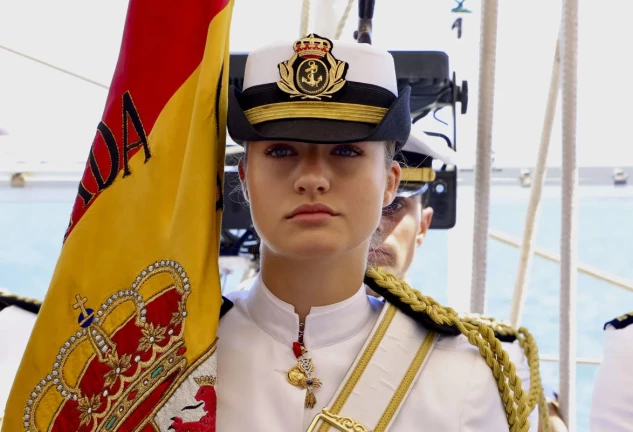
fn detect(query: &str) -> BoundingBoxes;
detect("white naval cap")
[228,34,412,147]
[401,120,459,167]
[396,121,458,197]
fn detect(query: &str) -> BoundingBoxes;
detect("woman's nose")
[293,154,331,194]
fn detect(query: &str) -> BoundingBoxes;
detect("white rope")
[490,228,633,293]
[539,355,601,365]
[334,0,356,40]
[300,0,312,37]
[470,0,498,315]
[509,39,561,328]
[559,0,579,427]
[0,44,109,89]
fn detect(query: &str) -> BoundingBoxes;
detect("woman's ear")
[383,161,402,207]
[238,158,249,202]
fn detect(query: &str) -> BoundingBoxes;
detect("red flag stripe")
[66,0,230,239]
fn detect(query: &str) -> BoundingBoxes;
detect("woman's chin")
[271,236,352,260]
[288,243,344,259]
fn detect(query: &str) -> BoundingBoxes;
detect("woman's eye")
[264,146,295,158]
[332,145,363,157]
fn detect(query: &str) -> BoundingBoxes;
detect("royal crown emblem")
[22,260,218,432]
[277,34,348,100]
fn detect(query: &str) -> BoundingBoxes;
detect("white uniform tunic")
[590,320,633,431]
[0,306,37,418]
[217,276,515,431]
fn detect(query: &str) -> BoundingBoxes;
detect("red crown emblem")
[22,260,205,432]
[293,34,332,59]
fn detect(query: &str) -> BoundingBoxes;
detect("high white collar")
[244,275,374,350]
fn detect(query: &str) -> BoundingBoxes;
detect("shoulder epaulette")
[365,273,522,341]
[365,274,517,339]
[364,274,460,336]
[364,267,538,430]
[0,291,42,314]
[220,296,234,319]
[604,312,633,330]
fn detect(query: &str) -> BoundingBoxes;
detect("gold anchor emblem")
[277,34,348,100]
[301,61,323,88]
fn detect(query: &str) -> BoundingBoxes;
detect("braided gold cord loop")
[366,267,531,432]
[538,389,552,432]
[461,314,550,432]
[517,327,550,432]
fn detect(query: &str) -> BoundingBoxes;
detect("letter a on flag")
[2,0,233,430]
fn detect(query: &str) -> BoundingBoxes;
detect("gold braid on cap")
[364,267,531,432]
[400,167,436,183]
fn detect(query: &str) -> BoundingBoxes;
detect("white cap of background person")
[396,121,459,198]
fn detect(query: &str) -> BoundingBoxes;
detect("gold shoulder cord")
[0,291,42,309]
[460,314,550,432]
[366,267,530,432]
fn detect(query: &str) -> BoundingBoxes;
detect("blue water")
[1,185,632,431]
[413,186,633,431]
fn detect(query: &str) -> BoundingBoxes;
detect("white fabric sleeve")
[590,324,633,432]
[459,348,510,431]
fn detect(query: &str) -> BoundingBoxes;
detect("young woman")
[216,34,530,431]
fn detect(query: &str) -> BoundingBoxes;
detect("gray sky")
[0,0,631,167]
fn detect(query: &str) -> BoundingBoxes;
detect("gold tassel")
[305,389,317,408]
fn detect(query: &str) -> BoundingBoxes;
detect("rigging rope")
[300,0,311,37]
[0,44,108,90]
[559,0,579,427]
[509,39,561,328]
[334,0,356,40]
[470,0,499,314]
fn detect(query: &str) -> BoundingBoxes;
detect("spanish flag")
[2,0,233,430]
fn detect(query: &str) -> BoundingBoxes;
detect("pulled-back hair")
[384,140,397,167]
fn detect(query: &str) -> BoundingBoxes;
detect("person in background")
[0,290,40,427]
[590,311,633,431]
[369,124,567,432]
[367,125,445,283]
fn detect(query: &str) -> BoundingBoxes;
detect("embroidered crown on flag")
[24,261,192,430]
